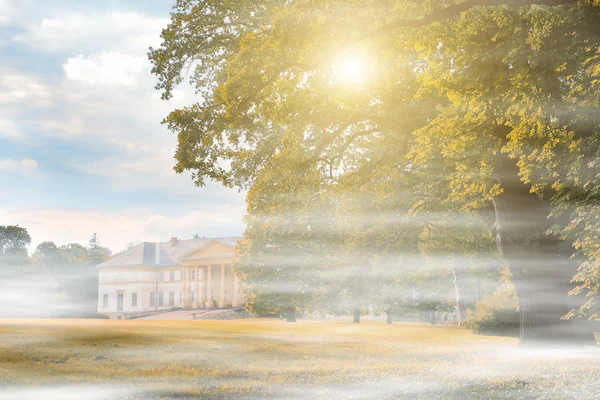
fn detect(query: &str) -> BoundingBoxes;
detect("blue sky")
[0,0,246,252]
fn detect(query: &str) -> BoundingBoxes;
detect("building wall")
[98,266,184,315]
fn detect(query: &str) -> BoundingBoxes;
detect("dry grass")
[0,319,599,399]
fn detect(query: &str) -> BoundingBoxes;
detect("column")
[232,276,240,307]
[205,265,213,308]
[199,266,206,306]
[194,266,200,308]
[186,267,191,307]
[219,264,226,308]
[181,266,187,307]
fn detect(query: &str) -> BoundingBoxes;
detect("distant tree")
[59,240,104,315]
[193,234,200,239]
[59,243,88,265]
[0,225,31,270]
[32,241,66,281]
[85,233,111,266]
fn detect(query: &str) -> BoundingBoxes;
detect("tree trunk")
[386,311,392,324]
[492,152,595,347]
[353,309,360,323]
[286,308,296,323]
[452,266,472,326]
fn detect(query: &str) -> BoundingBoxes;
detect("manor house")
[97,237,244,318]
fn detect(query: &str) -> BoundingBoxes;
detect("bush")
[465,284,519,337]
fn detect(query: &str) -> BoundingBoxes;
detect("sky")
[0,0,246,253]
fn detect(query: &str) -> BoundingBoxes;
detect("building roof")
[97,237,243,268]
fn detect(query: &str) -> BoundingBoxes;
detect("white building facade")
[97,237,245,318]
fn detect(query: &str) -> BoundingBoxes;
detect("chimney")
[155,242,160,265]
[169,237,178,247]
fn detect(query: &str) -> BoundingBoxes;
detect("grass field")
[1,319,599,399]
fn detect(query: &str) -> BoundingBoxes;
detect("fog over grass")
[1,319,599,399]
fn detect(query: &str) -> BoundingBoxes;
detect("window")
[170,271,175,281]
[150,293,156,307]
[158,293,164,306]
[132,292,137,307]
[117,293,123,311]
[169,292,174,306]
[191,270,196,280]
[211,289,214,301]
[191,291,195,303]
[103,294,108,308]
[159,272,164,281]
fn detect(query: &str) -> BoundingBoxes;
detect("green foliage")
[0,225,31,269]
[465,284,520,337]
[85,233,112,266]
[59,243,89,265]
[235,149,332,317]
[151,0,600,319]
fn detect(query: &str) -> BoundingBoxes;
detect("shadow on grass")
[61,331,170,347]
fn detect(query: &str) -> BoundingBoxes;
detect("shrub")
[465,284,519,337]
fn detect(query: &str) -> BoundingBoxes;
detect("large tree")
[150,0,600,345]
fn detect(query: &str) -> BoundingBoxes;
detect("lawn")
[1,319,599,399]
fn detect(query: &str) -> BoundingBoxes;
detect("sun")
[333,51,369,83]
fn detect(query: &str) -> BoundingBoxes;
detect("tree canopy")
[151,0,600,344]
[0,225,31,269]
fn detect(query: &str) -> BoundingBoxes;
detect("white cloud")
[14,12,168,55]
[63,52,148,86]
[0,157,38,171]
[70,154,246,204]
[39,117,86,137]
[0,117,21,138]
[0,0,16,23]
[146,207,246,233]
[0,68,53,107]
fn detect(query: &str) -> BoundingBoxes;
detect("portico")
[179,240,243,309]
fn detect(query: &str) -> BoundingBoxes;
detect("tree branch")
[359,0,577,41]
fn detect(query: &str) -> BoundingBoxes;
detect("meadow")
[1,319,599,399]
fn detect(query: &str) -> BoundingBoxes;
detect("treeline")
[0,226,111,317]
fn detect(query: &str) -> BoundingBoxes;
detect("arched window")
[115,274,127,282]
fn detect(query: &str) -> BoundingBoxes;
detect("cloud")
[63,52,148,86]
[0,158,38,171]
[70,153,246,205]
[0,0,16,23]
[0,117,21,138]
[74,154,182,187]
[0,68,53,107]
[14,12,169,54]
[146,207,246,233]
